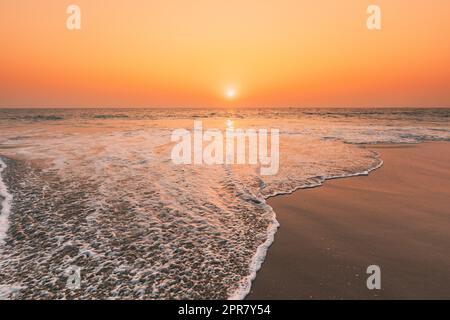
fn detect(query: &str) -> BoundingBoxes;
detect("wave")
[24,115,64,121]
[0,108,447,299]
[93,114,129,119]
[228,151,383,299]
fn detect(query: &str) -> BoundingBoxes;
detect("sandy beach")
[248,142,450,299]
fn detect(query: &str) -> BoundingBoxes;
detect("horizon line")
[1,106,449,110]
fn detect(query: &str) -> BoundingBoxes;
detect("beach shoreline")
[248,141,450,299]
[1,140,449,299]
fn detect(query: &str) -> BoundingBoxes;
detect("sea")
[0,108,449,299]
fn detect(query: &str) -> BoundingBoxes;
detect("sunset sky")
[1,0,449,108]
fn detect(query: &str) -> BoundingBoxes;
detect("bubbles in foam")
[0,158,13,246]
[0,108,448,299]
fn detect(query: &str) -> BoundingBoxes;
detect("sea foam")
[0,108,447,299]
[0,159,13,246]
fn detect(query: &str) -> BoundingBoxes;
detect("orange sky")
[0,0,449,108]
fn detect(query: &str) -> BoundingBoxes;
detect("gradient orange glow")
[0,0,449,107]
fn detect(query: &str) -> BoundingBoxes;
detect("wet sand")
[248,142,450,299]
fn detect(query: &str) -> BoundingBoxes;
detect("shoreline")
[233,145,385,299]
[247,141,450,299]
[0,148,386,300]
[2,142,449,299]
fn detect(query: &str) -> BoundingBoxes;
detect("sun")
[225,88,236,99]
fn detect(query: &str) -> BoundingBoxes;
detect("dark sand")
[248,142,450,299]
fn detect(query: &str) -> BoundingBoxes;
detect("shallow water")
[0,108,448,299]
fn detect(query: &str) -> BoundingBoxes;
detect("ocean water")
[0,108,448,299]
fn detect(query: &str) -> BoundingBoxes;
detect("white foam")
[228,152,384,300]
[227,202,280,300]
[0,284,24,300]
[0,158,13,246]
[0,109,446,299]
